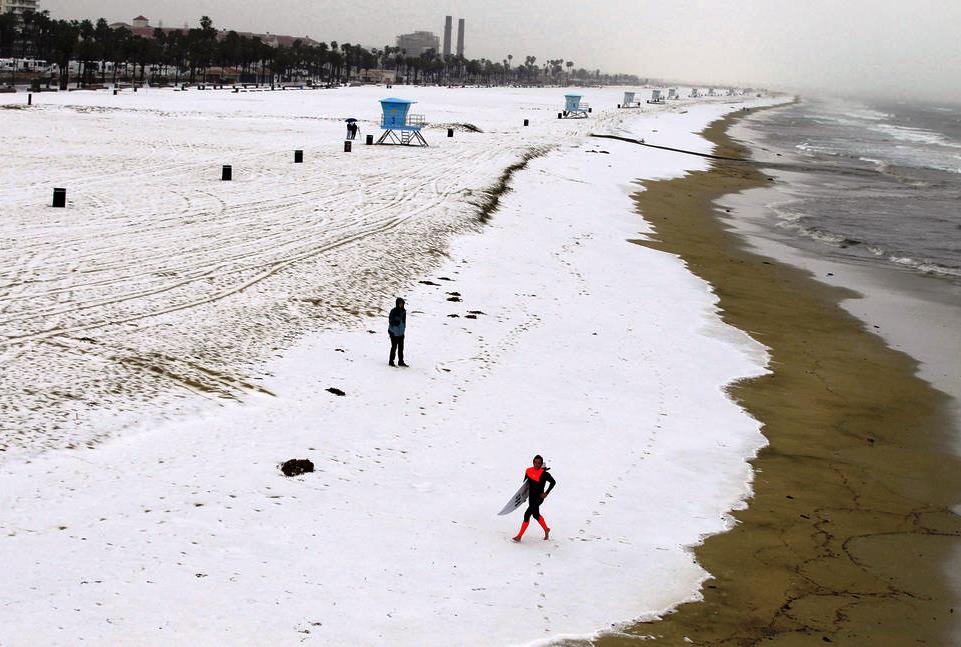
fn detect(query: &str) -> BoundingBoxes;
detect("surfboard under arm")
[498,481,529,516]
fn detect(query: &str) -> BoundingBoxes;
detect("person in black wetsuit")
[513,454,556,542]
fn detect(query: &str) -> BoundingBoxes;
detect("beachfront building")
[0,0,39,17]
[108,15,319,49]
[358,68,396,84]
[396,30,440,57]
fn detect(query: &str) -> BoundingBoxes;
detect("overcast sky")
[39,0,961,104]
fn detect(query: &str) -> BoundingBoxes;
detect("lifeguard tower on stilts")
[647,89,665,104]
[667,87,678,100]
[376,97,428,146]
[619,91,641,109]
[559,94,590,119]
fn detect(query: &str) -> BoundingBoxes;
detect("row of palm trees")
[0,12,640,89]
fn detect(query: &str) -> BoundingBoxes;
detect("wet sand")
[594,110,961,645]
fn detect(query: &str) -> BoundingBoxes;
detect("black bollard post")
[447,128,454,138]
[113,89,118,96]
[366,134,374,145]
[27,93,32,106]
[344,140,352,153]
[523,119,529,126]
[133,86,137,92]
[588,107,592,113]
[557,112,562,119]
[294,150,303,163]
[222,165,232,181]
[617,104,621,109]
[52,188,66,208]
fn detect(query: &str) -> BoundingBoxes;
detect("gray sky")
[40,0,961,104]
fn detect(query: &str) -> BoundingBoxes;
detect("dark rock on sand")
[280,458,315,477]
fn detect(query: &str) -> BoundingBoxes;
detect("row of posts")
[51,117,534,206]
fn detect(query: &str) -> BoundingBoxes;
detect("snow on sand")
[1,87,786,645]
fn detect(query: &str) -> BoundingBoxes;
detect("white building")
[396,30,440,57]
[0,0,39,17]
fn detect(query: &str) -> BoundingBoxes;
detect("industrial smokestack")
[456,18,465,57]
[443,16,452,58]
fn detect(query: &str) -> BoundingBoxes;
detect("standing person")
[513,454,556,542]
[388,297,407,367]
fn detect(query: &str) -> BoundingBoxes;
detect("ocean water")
[736,97,961,283]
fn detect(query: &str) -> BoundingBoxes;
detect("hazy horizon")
[35,0,961,105]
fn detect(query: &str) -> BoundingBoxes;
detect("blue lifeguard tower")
[559,94,590,119]
[620,91,640,109]
[376,97,428,146]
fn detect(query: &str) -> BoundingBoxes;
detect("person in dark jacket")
[388,297,407,367]
[512,454,556,541]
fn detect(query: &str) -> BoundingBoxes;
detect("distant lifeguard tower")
[647,89,665,104]
[376,97,428,146]
[689,88,700,98]
[559,94,590,119]
[620,91,641,109]
[667,88,678,100]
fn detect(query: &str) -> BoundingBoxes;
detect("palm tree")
[51,19,80,90]
[0,12,17,85]
[75,19,95,87]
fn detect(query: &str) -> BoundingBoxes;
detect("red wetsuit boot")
[512,521,529,542]
[537,515,550,540]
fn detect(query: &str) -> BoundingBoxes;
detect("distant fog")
[40,0,961,104]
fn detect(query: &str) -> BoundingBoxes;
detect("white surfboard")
[498,481,529,515]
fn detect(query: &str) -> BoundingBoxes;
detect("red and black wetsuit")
[523,467,556,522]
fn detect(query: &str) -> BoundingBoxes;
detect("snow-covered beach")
[1,87,787,645]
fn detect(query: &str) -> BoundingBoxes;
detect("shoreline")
[597,109,961,644]
[722,108,961,448]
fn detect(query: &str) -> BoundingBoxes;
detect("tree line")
[0,12,641,89]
